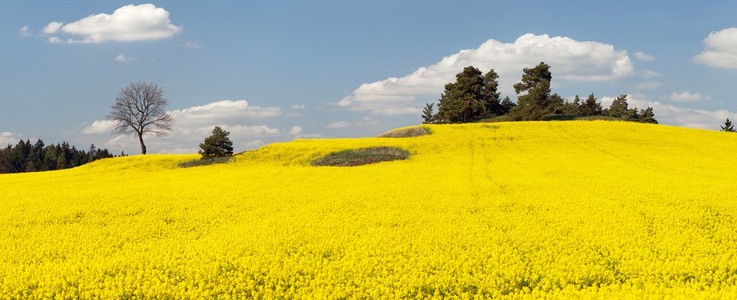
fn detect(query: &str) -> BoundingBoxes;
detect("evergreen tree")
[550,93,565,114]
[721,118,736,132]
[638,107,658,124]
[563,95,582,116]
[481,69,503,115]
[509,62,553,120]
[199,126,234,159]
[607,95,629,119]
[500,96,516,115]
[625,108,640,121]
[421,103,435,124]
[436,66,500,123]
[580,93,602,117]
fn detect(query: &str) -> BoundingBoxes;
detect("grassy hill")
[2,121,737,298]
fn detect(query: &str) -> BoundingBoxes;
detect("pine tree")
[563,95,582,116]
[509,62,553,120]
[436,66,500,123]
[580,93,602,117]
[500,96,516,115]
[607,95,629,119]
[199,126,234,159]
[638,107,658,124]
[722,118,736,132]
[421,103,435,124]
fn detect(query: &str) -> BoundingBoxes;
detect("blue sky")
[2,1,737,154]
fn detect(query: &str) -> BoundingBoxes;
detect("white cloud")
[43,22,63,34]
[224,125,280,136]
[338,33,634,115]
[694,27,737,69]
[114,54,133,62]
[18,26,32,37]
[48,37,63,44]
[601,95,735,130]
[288,126,303,135]
[184,40,200,48]
[0,132,21,146]
[43,4,181,44]
[168,100,281,123]
[634,51,655,61]
[669,91,712,102]
[327,121,351,129]
[292,104,305,110]
[82,120,117,134]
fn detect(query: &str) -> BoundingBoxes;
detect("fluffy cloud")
[0,132,21,146]
[82,100,304,154]
[601,95,735,130]
[338,33,635,115]
[669,91,711,103]
[694,27,737,69]
[43,4,181,44]
[82,120,117,134]
[168,100,281,123]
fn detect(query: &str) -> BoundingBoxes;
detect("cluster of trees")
[0,140,113,173]
[422,62,657,124]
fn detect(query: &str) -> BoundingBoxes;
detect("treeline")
[0,140,113,173]
[422,62,657,124]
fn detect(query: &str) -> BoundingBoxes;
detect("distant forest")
[0,140,113,174]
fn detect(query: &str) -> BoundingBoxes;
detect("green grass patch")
[311,147,410,167]
[178,156,233,168]
[380,126,432,138]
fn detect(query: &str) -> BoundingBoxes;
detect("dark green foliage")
[513,62,552,94]
[580,93,603,117]
[638,107,658,124]
[563,95,582,116]
[0,139,112,174]
[311,147,409,167]
[500,96,516,115]
[421,103,435,124]
[606,95,629,119]
[422,62,658,125]
[722,118,735,132]
[199,126,234,159]
[435,66,501,123]
[508,62,554,121]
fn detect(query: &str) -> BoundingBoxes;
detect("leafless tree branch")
[107,82,174,154]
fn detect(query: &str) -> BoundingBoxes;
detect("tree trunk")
[138,133,147,155]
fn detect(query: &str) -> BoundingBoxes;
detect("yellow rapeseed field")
[2,121,737,298]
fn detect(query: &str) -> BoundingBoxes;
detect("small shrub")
[380,127,431,138]
[311,147,410,166]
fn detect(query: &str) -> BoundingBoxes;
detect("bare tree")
[108,82,173,154]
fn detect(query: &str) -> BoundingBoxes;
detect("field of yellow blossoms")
[2,121,737,298]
